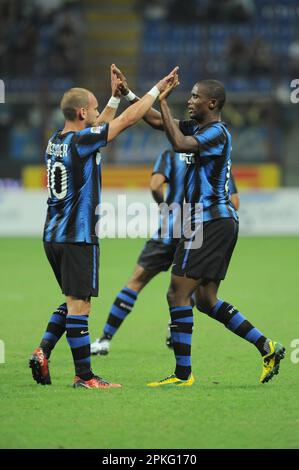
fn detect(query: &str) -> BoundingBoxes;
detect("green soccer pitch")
[0,237,298,449]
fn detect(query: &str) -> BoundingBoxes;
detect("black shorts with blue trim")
[137,239,179,272]
[171,218,239,281]
[44,242,99,299]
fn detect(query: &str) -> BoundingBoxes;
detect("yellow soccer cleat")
[260,340,285,383]
[147,373,195,387]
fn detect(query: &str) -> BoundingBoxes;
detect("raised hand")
[159,75,180,101]
[111,64,129,95]
[156,66,179,94]
[111,64,122,97]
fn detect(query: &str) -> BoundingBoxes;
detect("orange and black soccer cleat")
[29,347,51,385]
[73,375,122,389]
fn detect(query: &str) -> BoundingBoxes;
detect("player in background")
[91,149,185,355]
[113,66,285,386]
[29,64,179,389]
[90,150,239,355]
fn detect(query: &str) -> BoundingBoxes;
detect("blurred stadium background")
[0,0,299,238]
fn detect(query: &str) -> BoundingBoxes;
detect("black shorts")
[44,242,99,299]
[172,218,239,281]
[137,239,178,272]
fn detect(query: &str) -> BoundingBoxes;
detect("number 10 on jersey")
[47,159,68,200]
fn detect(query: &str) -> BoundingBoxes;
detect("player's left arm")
[95,65,122,124]
[160,100,227,158]
[158,77,201,151]
[159,81,229,155]
[159,99,199,152]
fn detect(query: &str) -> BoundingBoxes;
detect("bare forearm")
[113,64,179,130]
[160,100,183,150]
[126,95,164,130]
[143,106,164,130]
[108,66,179,141]
[160,100,198,153]
[97,93,121,124]
[107,92,158,141]
[122,93,158,127]
[97,106,118,124]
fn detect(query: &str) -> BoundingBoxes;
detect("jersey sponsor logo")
[182,153,196,164]
[179,153,187,162]
[46,141,68,158]
[91,125,105,134]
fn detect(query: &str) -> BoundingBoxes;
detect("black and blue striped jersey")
[151,150,186,246]
[179,119,238,223]
[43,124,109,244]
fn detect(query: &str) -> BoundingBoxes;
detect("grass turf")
[0,237,298,449]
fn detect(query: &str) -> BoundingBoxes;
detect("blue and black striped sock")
[208,300,269,355]
[170,306,193,380]
[102,287,138,339]
[40,303,68,358]
[66,315,93,380]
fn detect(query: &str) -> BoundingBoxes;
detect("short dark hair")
[196,79,226,110]
[60,87,91,121]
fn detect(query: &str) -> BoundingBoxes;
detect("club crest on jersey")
[91,125,105,134]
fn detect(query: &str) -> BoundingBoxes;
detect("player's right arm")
[96,64,122,124]
[150,174,166,204]
[112,64,180,131]
[107,67,179,142]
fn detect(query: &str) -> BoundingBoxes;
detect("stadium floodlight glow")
[290,79,299,104]
[0,80,4,103]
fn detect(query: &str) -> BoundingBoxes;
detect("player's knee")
[68,307,91,316]
[66,296,91,316]
[167,288,191,307]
